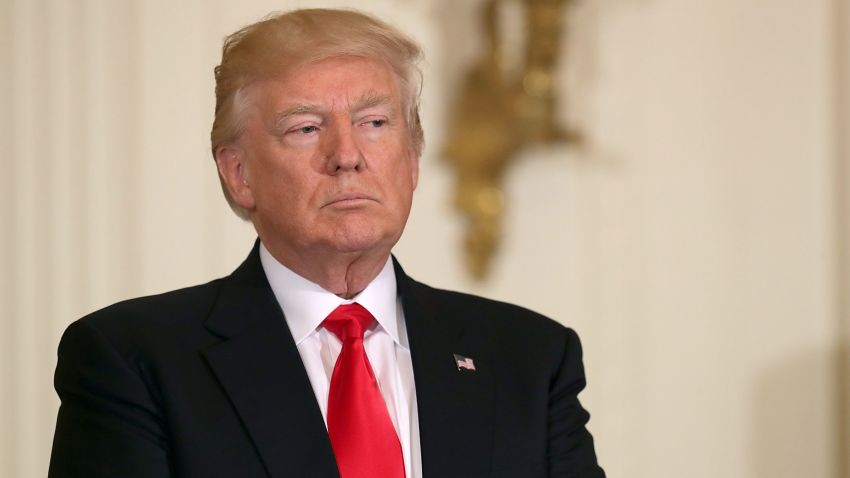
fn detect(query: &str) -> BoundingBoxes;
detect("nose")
[324,119,364,174]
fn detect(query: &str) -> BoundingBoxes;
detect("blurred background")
[1,0,848,477]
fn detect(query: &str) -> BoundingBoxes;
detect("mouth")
[322,192,377,208]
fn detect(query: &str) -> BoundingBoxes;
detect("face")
[217,56,419,263]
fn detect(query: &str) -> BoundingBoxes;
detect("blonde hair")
[211,8,424,218]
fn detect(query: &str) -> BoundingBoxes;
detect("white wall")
[1,0,847,477]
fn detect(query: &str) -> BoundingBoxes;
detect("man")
[49,8,604,478]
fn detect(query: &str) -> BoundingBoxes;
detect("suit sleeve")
[547,328,606,477]
[48,319,173,478]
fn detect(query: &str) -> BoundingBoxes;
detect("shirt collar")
[259,242,403,347]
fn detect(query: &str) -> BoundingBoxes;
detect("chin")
[326,224,400,256]
[328,236,388,255]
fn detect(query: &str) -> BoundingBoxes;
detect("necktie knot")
[323,302,374,342]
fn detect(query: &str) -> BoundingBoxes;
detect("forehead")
[249,56,402,112]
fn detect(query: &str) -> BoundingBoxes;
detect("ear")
[409,148,420,191]
[215,145,256,211]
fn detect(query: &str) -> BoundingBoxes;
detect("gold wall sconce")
[443,0,577,280]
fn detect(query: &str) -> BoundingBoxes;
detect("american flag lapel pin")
[453,353,476,372]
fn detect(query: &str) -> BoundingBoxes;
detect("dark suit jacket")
[49,243,604,477]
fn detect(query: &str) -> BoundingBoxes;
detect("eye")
[295,125,319,134]
[362,119,387,128]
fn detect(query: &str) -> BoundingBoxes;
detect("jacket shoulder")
[82,279,224,328]
[61,278,227,359]
[406,279,574,341]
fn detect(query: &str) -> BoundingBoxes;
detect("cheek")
[388,166,416,213]
[398,154,419,189]
[252,148,309,192]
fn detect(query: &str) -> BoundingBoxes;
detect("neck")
[263,242,389,299]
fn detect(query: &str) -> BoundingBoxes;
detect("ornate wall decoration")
[443,0,577,280]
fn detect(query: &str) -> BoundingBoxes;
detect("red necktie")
[323,303,405,478]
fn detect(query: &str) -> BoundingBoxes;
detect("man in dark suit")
[49,8,604,478]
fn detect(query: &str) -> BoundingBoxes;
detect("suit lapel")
[396,260,495,477]
[202,244,339,478]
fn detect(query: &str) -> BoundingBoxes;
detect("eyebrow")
[351,91,393,112]
[274,104,322,127]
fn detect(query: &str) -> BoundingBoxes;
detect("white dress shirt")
[259,244,422,478]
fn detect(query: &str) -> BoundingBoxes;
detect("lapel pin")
[453,353,476,372]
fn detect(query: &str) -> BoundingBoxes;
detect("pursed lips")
[321,192,377,208]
